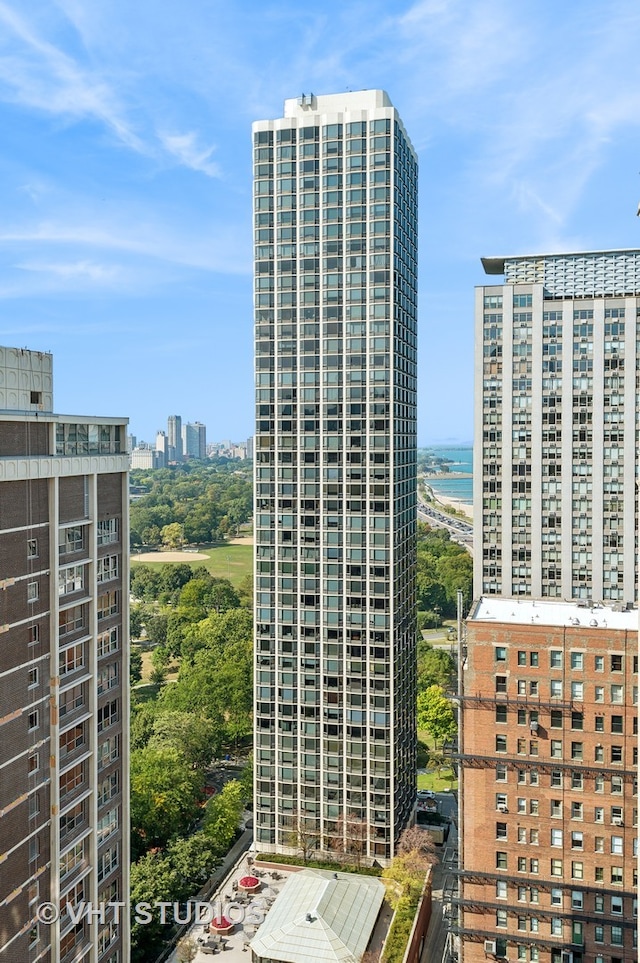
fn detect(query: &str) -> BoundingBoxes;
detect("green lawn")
[417,727,458,791]
[131,542,253,588]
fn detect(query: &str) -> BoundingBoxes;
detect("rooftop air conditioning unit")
[484,940,497,955]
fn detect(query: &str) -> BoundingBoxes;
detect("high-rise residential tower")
[253,90,418,862]
[0,347,129,963]
[167,414,182,463]
[474,249,640,602]
[182,421,207,460]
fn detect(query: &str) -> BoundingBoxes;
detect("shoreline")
[426,485,473,521]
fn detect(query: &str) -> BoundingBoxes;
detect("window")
[550,709,562,727]
[529,799,539,815]
[611,836,623,855]
[518,650,526,665]
[571,681,584,700]
[611,714,623,733]
[495,646,507,662]
[611,775,623,793]
[28,752,39,773]
[496,909,507,928]
[595,895,605,912]
[97,628,119,657]
[27,539,38,558]
[27,581,39,602]
[611,745,623,763]
[529,858,538,874]
[496,705,507,723]
[550,888,562,906]
[28,623,39,645]
[595,836,604,852]
[550,680,563,697]
[571,741,583,759]
[97,518,119,545]
[550,650,562,668]
[496,764,507,781]
[595,714,604,732]
[496,675,507,693]
[517,680,526,695]
[550,740,562,757]
[530,651,539,667]
[571,711,583,729]
[611,866,623,884]
[595,685,604,702]
[550,859,563,876]
[28,710,39,731]
[550,799,562,817]
[611,896,623,914]
[517,827,526,843]
[550,770,562,787]
[571,861,584,879]
[570,652,584,670]
[595,655,604,671]
[496,822,507,839]
[571,770,583,789]
[28,667,39,688]
[496,880,507,899]
[550,830,563,852]
[611,684,623,703]
[517,856,526,872]
[611,654,623,672]
[59,565,84,596]
[496,734,507,753]
[97,555,119,583]
[571,831,583,849]
[496,851,507,869]
[550,918,562,936]
[611,925,623,945]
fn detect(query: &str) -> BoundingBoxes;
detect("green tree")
[130,647,143,684]
[130,850,180,962]
[148,711,218,770]
[130,745,204,855]
[417,643,454,693]
[145,613,169,647]
[417,684,457,748]
[161,522,184,550]
[203,779,245,852]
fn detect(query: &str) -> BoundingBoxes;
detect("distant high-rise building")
[475,249,640,602]
[253,90,418,862]
[0,347,130,962]
[127,433,137,452]
[155,430,168,468]
[182,421,207,460]
[167,415,182,463]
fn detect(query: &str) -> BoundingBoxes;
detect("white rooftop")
[284,89,392,117]
[470,596,638,632]
[249,868,385,963]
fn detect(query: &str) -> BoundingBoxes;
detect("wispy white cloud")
[158,131,221,178]
[17,258,120,282]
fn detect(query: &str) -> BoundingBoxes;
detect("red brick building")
[458,596,637,963]
[0,348,129,963]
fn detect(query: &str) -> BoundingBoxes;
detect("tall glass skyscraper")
[253,90,418,863]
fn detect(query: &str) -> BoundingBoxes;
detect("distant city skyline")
[2,2,640,445]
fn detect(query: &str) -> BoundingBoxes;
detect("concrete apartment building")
[0,347,130,963]
[182,421,207,460]
[167,414,182,463]
[252,90,418,862]
[474,249,640,603]
[459,597,637,963]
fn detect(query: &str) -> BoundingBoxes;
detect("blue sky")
[1,0,640,446]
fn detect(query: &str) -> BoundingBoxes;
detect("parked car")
[417,789,436,799]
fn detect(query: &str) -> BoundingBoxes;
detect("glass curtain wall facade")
[474,250,640,603]
[253,90,418,862]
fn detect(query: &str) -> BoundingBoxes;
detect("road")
[418,502,473,553]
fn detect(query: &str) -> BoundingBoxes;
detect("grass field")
[131,542,252,588]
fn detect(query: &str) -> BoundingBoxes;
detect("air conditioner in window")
[484,940,497,955]
[612,816,623,826]
[497,804,508,813]
[530,721,539,731]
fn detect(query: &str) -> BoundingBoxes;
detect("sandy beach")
[429,490,473,520]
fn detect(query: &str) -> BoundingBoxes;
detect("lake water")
[422,446,473,505]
